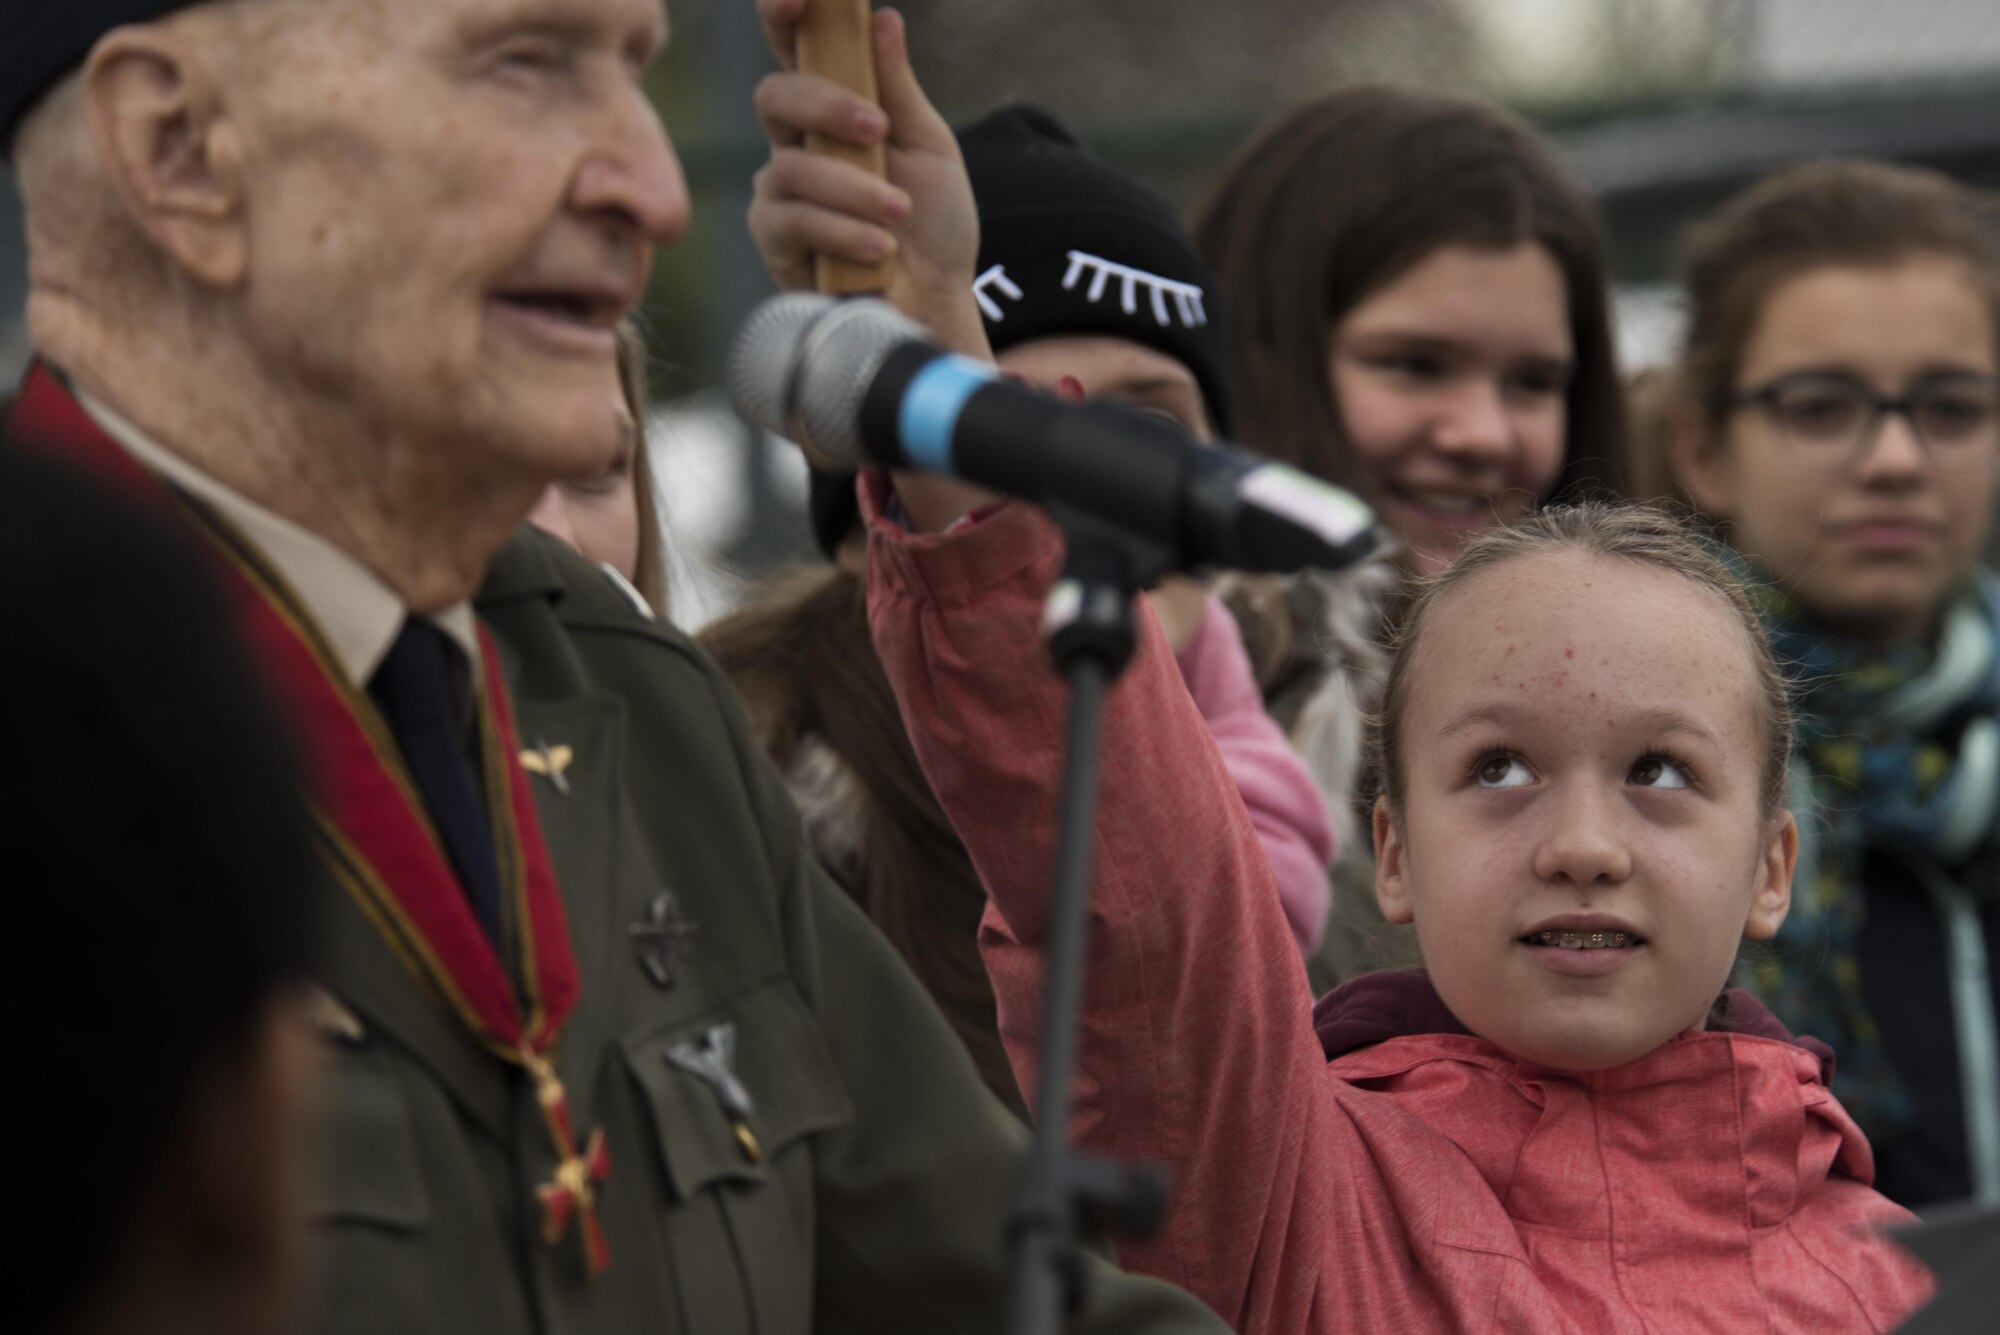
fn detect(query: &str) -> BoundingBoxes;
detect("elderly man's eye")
[496,37,572,77]
[1473,752,1533,788]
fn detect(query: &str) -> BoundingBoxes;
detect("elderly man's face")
[234,0,685,482]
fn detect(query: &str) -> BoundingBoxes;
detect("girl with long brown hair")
[1194,84,1631,984]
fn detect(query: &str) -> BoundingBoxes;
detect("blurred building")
[1514,0,2000,366]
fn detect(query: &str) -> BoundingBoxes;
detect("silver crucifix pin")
[630,889,697,990]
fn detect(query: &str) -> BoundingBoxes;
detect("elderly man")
[0,3,1226,1332]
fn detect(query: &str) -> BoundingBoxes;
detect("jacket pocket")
[308,1052,444,1335]
[314,1055,429,1227]
[622,976,855,1334]
[623,975,853,1197]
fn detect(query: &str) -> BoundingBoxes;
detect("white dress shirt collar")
[75,389,482,686]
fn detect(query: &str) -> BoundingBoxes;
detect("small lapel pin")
[520,739,575,795]
[631,889,697,990]
[667,1023,760,1163]
[305,986,366,1043]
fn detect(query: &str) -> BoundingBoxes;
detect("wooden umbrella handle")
[797,0,891,294]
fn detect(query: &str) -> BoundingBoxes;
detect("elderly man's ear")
[85,28,249,288]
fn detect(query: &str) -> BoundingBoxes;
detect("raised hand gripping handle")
[797,0,890,294]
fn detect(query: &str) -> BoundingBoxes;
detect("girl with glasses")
[1666,159,2000,1208]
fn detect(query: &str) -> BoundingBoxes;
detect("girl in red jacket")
[860,490,1937,1333]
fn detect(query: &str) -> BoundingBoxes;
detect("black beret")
[808,103,1235,557]
[1,2,203,148]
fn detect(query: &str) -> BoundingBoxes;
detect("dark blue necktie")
[371,619,503,946]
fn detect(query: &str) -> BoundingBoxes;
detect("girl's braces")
[1526,931,1640,950]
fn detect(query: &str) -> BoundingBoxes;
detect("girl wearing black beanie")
[707,104,1343,1115]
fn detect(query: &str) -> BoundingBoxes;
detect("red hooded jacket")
[862,484,1933,1333]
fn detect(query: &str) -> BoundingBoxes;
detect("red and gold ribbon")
[6,362,612,1275]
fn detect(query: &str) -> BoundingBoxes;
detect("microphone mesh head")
[725,293,925,469]
[725,292,832,441]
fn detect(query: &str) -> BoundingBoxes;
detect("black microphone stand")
[1006,509,1174,1335]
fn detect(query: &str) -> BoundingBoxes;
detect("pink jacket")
[1175,594,1334,952]
[862,485,1933,1334]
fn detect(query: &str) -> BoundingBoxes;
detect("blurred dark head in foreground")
[0,444,319,1335]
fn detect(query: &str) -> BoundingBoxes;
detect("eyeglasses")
[1725,371,2000,470]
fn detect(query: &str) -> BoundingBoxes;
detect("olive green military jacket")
[308,528,1225,1335]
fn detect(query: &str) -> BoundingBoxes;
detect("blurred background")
[5,0,1998,624]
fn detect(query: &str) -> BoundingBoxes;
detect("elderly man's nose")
[574,89,690,247]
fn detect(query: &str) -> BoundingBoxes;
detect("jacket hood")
[1313,970,1838,1086]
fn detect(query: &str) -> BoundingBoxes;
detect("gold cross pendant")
[537,1126,611,1276]
[524,1051,611,1276]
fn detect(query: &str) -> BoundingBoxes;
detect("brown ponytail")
[699,569,1025,1116]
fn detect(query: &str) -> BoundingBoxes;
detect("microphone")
[727,293,1379,573]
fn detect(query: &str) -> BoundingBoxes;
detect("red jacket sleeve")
[1174,592,1336,952]
[860,477,1342,1328]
